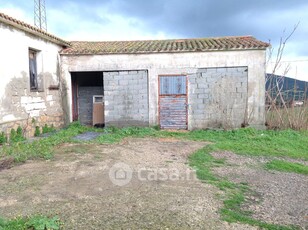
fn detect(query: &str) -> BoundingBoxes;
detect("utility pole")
[34,0,47,31]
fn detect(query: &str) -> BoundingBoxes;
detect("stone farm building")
[0,12,269,137]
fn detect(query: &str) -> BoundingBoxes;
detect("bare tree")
[266,22,308,130]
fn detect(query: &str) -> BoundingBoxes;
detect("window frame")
[29,49,39,91]
[159,75,187,96]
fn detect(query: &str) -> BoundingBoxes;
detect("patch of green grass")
[95,126,181,144]
[42,124,56,134]
[188,128,306,229]
[189,148,299,230]
[187,128,308,160]
[2,126,307,163]
[0,215,60,230]
[265,160,308,175]
[0,121,92,162]
[93,126,308,161]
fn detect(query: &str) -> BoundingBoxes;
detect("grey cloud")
[104,0,307,55]
[46,0,308,56]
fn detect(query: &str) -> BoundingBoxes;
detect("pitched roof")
[0,12,70,47]
[61,36,270,55]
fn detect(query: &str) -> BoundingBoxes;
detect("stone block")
[120,71,129,75]
[119,80,129,86]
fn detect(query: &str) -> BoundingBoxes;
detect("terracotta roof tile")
[0,12,70,47]
[61,36,269,55]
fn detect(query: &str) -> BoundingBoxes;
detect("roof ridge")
[62,36,270,55]
[0,11,70,47]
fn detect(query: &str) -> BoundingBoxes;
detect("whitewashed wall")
[0,21,65,136]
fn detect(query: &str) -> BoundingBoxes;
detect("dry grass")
[266,104,308,130]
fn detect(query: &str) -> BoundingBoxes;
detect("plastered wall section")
[61,49,266,129]
[0,21,64,137]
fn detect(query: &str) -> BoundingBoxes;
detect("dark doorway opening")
[71,72,104,126]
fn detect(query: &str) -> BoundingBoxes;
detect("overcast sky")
[1,0,307,80]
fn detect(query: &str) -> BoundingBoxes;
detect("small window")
[159,75,186,95]
[93,96,104,103]
[29,50,38,90]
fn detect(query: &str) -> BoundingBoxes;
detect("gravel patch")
[72,131,102,141]
[211,151,308,229]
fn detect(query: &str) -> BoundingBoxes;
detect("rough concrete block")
[201,72,209,78]
[138,89,147,94]
[215,68,226,73]
[198,93,210,99]
[194,98,204,104]
[130,79,139,85]
[197,83,208,89]
[120,71,129,75]
[198,68,206,74]
[193,88,206,94]
[236,87,247,93]
[204,68,217,74]
[119,80,129,86]
[138,109,147,114]
[138,70,146,74]
[189,94,199,101]
[191,114,205,120]
[206,77,218,83]
[130,84,144,90]
[188,77,196,84]
[197,104,206,110]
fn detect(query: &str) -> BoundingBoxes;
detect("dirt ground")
[211,151,308,229]
[0,138,256,229]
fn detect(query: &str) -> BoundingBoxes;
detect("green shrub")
[0,132,7,145]
[152,125,161,131]
[42,124,55,134]
[16,126,23,136]
[10,129,16,141]
[34,126,41,137]
[10,126,25,143]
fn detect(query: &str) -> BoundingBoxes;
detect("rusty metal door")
[159,75,187,129]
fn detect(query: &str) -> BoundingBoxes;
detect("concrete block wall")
[78,87,103,125]
[189,67,248,129]
[103,70,149,127]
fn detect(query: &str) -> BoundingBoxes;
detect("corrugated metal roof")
[0,12,70,47]
[61,36,270,55]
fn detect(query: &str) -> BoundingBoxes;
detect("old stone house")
[0,12,69,137]
[0,12,269,137]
